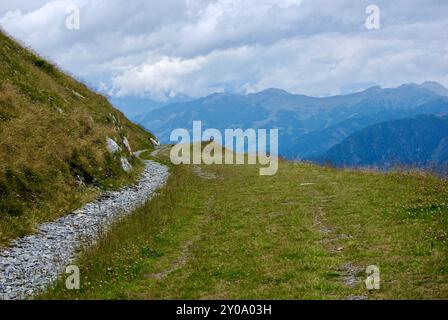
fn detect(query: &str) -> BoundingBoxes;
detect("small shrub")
[33,57,56,75]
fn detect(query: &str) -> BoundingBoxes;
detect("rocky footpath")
[0,160,169,300]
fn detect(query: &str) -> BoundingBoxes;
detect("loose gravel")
[0,160,169,300]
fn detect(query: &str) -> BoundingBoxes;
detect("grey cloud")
[0,0,447,100]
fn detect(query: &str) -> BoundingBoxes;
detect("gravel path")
[0,160,169,300]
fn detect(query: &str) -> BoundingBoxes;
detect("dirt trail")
[0,160,169,300]
[311,186,367,300]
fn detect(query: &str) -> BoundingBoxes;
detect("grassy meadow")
[42,146,448,300]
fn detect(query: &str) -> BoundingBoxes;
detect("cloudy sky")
[1,0,447,100]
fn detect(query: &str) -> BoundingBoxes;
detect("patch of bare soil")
[313,193,367,300]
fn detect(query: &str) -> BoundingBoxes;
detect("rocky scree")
[0,160,168,300]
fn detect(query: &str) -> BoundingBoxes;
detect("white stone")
[150,138,160,146]
[122,137,132,153]
[120,157,132,172]
[106,137,121,154]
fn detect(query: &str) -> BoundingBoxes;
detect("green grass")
[42,149,448,300]
[0,30,156,245]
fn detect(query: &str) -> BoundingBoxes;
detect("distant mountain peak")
[253,88,291,96]
[419,81,448,97]
[205,92,233,99]
[363,85,382,93]
[399,83,419,88]
[421,81,445,87]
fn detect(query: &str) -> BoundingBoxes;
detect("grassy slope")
[43,148,448,299]
[0,31,155,245]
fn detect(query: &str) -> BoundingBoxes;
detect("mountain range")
[133,82,448,168]
[313,114,448,170]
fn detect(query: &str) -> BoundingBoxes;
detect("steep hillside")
[136,84,448,158]
[313,115,448,170]
[0,31,156,245]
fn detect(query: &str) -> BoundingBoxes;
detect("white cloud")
[112,55,209,100]
[1,0,447,99]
